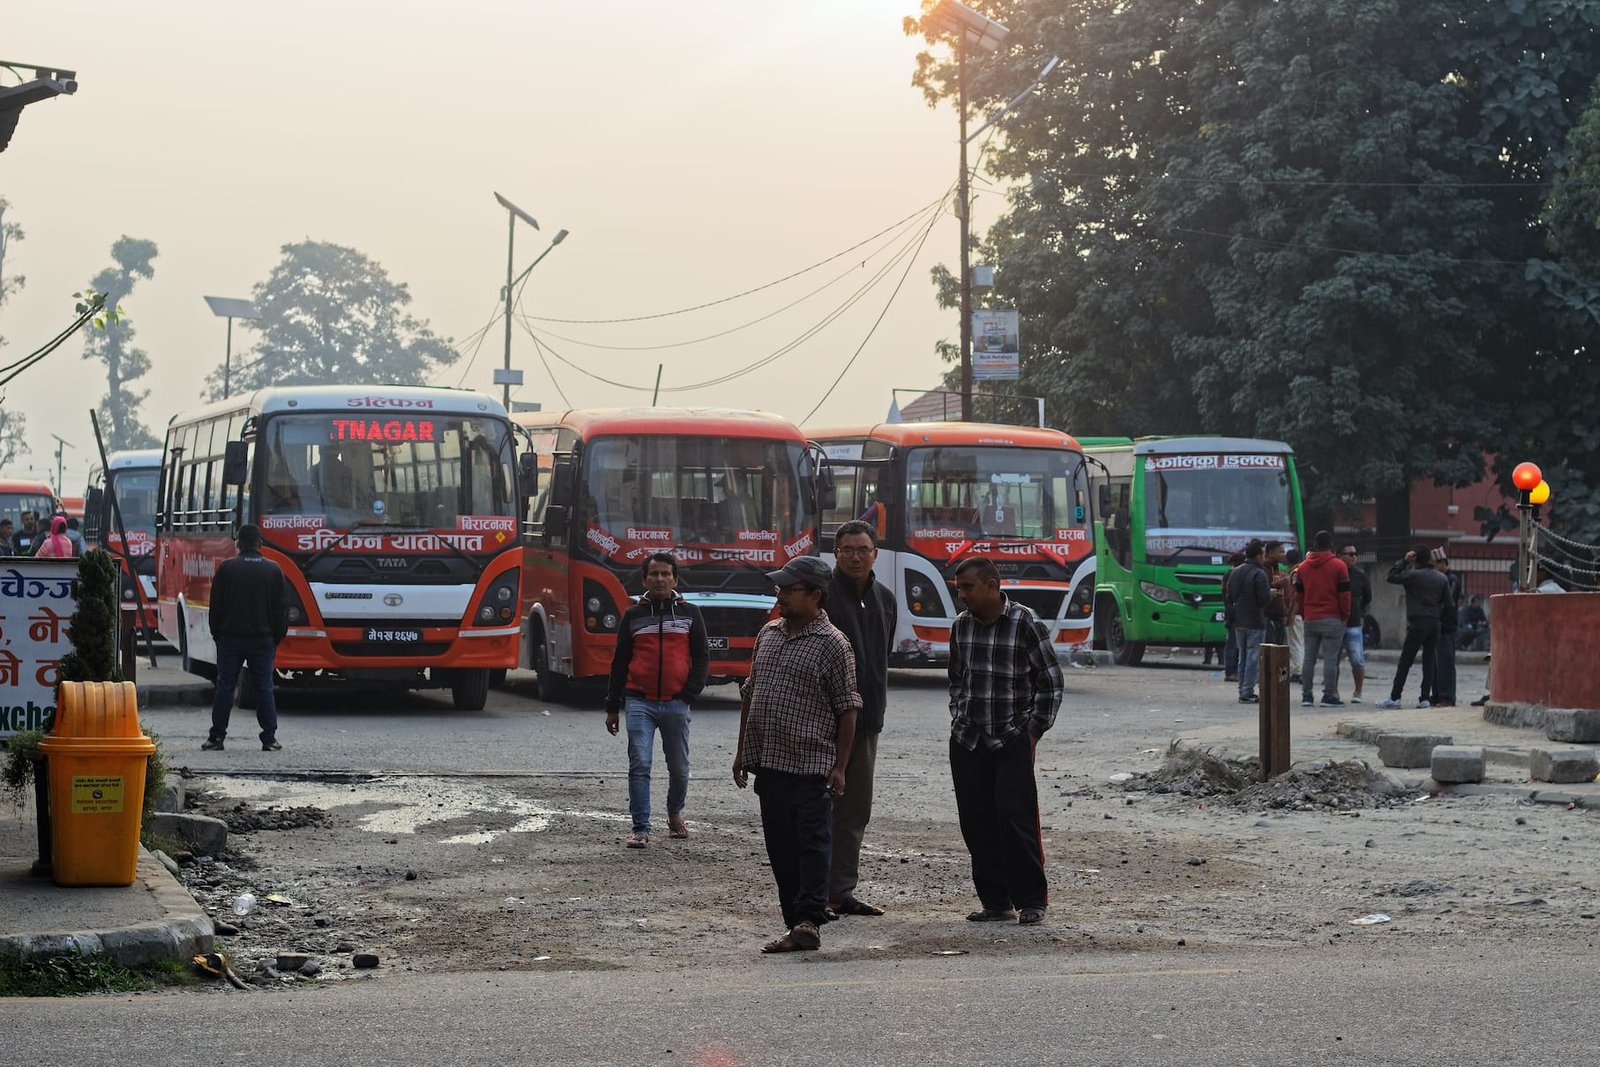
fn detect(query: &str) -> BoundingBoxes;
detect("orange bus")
[511,407,832,699]
[807,421,1095,666]
[0,478,59,553]
[84,450,163,636]
[156,385,530,710]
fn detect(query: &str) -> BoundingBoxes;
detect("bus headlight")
[585,596,602,614]
[602,613,618,629]
[470,568,521,629]
[582,579,620,632]
[904,574,945,618]
[479,605,495,622]
[1139,580,1182,604]
[1069,580,1094,617]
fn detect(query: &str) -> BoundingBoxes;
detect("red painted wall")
[1489,592,1600,709]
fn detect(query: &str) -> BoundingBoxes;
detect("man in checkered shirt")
[948,555,1064,926]
[733,555,861,954]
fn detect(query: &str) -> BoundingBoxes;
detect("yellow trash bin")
[38,681,156,887]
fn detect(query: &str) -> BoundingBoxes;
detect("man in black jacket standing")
[203,524,290,751]
[824,520,897,919]
[1378,547,1453,709]
[1227,540,1272,703]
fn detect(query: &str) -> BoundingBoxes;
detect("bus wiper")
[1159,544,1234,556]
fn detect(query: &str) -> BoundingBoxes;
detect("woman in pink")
[35,515,77,558]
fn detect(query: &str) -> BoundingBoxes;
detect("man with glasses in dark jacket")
[1226,540,1272,703]
[203,524,290,752]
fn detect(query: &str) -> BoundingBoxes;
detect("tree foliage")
[59,548,121,684]
[0,197,26,466]
[908,0,1600,535]
[81,237,161,450]
[209,241,457,399]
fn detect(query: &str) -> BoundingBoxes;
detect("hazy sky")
[1,1,1016,492]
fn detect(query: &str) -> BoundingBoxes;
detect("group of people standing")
[0,510,83,558]
[607,521,1064,955]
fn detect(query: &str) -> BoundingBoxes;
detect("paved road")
[1,942,1585,1065]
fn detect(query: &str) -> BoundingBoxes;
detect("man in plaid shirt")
[948,555,1064,926]
[733,555,861,954]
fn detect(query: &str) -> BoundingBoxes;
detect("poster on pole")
[0,560,79,738]
[971,309,1020,380]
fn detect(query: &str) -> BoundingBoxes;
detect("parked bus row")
[22,385,1305,711]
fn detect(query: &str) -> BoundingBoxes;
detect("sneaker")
[1376,698,1402,709]
[1301,695,1315,707]
[1321,697,1345,707]
[201,738,224,751]
[262,740,282,751]
[1470,695,1489,707]
[1238,694,1258,704]
[1350,695,1364,704]
[1417,700,1432,709]
[1018,906,1047,925]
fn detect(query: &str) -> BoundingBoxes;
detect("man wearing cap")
[1378,547,1452,709]
[733,554,861,954]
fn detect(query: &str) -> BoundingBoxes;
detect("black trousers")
[753,770,833,930]
[1434,630,1458,703]
[950,736,1048,912]
[1391,615,1441,702]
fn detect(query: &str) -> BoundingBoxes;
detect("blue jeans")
[210,636,279,744]
[1341,625,1366,670]
[1234,627,1264,699]
[626,697,690,834]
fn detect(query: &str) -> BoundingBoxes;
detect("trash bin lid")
[47,681,148,739]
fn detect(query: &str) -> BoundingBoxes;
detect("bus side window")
[820,465,857,533]
[1103,480,1132,570]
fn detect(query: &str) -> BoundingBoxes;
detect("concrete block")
[1430,745,1486,784]
[154,772,186,813]
[1377,732,1453,769]
[145,812,228,855]
[1529,747,1600,785]
[1545,709,1600,744]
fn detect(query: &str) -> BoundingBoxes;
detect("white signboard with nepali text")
[0,559,79,738]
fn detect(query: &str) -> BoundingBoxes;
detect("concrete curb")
[0,848,214,966]
[1337,720,1536,770]
[136,682,213,707]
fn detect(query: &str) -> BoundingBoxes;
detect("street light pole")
[203,296,262,400]
[503,210,516,411]
[957,41,973,423]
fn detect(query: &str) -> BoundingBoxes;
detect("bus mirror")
[1097,484,1112,519]
[814,468,837,512]
[550,461,575,502]
[222,441,249,486]
[518,452,539,494]
[543,503,569,542]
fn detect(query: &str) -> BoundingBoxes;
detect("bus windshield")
[259,413,516,530]
[1142,453,1295,560]
[904,446,1084,541]
[109,469,160,535]
[0,492,55,528]
[582,436,809,559]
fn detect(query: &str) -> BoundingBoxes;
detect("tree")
[909,0,1600,537]
[209,241,457,398]
[81,237,161,450]
[0,197,26,466]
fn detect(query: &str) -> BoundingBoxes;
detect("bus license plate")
[1212,611,1226,623]
[366,628,422,643]
[707,637,729,652]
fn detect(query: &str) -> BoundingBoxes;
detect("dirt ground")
[176,751,1600,987]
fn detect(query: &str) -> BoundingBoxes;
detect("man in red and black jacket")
[605,552,710,848]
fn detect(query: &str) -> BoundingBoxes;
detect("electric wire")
[525,329,572,408]
[452,296,511,387]
[519,194,951,325]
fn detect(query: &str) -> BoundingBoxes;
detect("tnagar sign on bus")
[156,386,529,710]
[512,407,831,699]
[807,421,1096,666]
[1082,435,1306,665]
[84,449,162,636]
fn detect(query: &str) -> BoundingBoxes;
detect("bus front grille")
[697,606,771,639]
[1005,589,1066,619]
[332,641,453,658]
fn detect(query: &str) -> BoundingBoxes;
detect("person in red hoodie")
[605,552,710,848]
[1292,530,1353,707]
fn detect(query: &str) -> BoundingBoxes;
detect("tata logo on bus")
[330,419,439,443]
[345,397,437,409]
[1144,454,1285,472]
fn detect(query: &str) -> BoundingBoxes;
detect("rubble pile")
[1126,745,1411,811]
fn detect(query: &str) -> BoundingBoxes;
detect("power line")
[525,329,571,408]
[520,194,950,326]
[518,198,945,353]
[452,297,509,387]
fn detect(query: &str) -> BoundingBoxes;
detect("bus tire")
[236,666,259,710]
[452,668,490,711]
[489,668,509,689]
[533,627,567,702]
[1106,604,1145,667]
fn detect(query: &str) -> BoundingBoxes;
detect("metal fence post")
[1258,643,1291,778]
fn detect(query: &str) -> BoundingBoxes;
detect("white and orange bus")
[511,407,832,699]
[807,421,1095,666]
[0,478,59,549]
[84,449,163,636]
[156,385,530,710]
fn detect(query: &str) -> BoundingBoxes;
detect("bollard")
[119,607,138,685]
[1258,643,1291,779]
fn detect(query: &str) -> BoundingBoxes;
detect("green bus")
[1081,436,1306,665]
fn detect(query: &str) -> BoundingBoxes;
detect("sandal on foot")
[667,815,689,839]
[625,832,649,849]
[966,907,1017,922]
[761,923,821,954]
[831,897,884,917]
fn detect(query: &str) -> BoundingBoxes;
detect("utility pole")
[49,432,73,492]
[958,42,973,423]
[502,210,516,412]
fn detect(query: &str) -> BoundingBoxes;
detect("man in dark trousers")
[733,555,860,954]
[1338,543,1373,703]
[1291,530,1352,707]
[948,555,1064,926]
[605,552,709,848]
[1378,547,1452,709]
[824,519,897,919]
[1431,548,1466,707]
[203,524,290,751]
[1227,540,1272,703]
